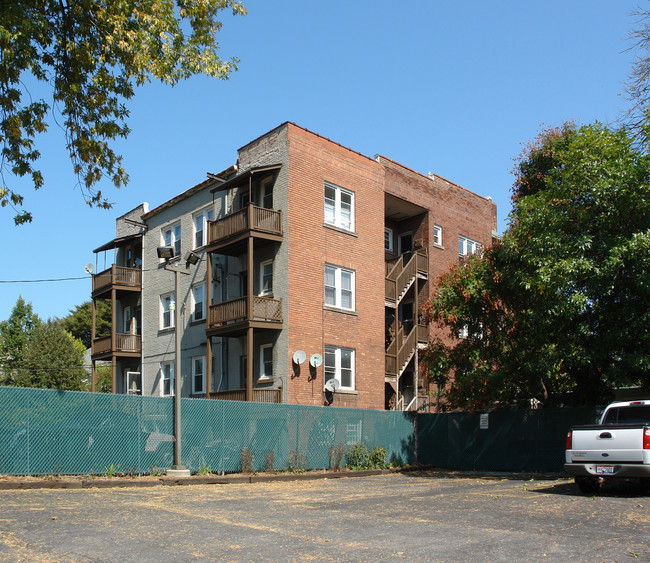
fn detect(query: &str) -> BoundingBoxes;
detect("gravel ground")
[0,471,648,562]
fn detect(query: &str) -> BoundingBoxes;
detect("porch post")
[246,234,254,402]
[206,251,212,396]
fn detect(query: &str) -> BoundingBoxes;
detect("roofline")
[237,121,379,166]
[376,154,495,204]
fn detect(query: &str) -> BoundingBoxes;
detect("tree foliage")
[424,123,650,409]
[60,299,111,349]
[1,0,246,224]
[16,319,87,390]
[0,296,41,385]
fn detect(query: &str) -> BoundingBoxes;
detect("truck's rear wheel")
[575,476,600,494]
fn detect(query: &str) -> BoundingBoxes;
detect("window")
[161,292,175,329]
[259,344,273,380]
[459,235,481,257]
[163,223,181,257]
[123,306,132,333]
[324,265,355,311]
[192,284,205,322]
[324,182,354,231]
[433,225,442,247]
[259,260,273,296]
[193,208,213,249]
[192,356,205,394]
[324,345,355,390]
[384,227,394,253]
[261,178,273,209]
[161,362,174,396]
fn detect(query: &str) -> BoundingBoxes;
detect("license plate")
[596,465,615,475]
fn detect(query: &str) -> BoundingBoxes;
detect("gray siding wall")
[141,188,226,397]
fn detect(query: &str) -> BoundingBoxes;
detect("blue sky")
[0,0,643,322]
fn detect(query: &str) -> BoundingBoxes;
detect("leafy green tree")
[16,320,87,390]
[0,296,41,385]
[424,123,650,409]
[60,300,111,349]
[1,0,246,224]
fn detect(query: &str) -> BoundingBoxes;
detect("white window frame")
[324,264,355,311]
[458,235,481,257]
[261,177,274,209]
[162,222,181,258]
[259,344,273,380]
[433,225,443,247]
[193,207,213,249]
[259,259,273,296]
[324,182,354,231]
[191,356,206,395]
[123,306,132,333]
[161,362,174,397]
[160,292,175,330]
[324,345,355,391]
[384,227,394,253]
[192,283,205,322]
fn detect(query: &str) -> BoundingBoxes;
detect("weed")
[345,443,368,469]
[329,443,346,471]
[368,446,387,468]
[104,463,117,478]
[195,464,213,476]
[288,450,307,472]
[389,453,405,468]
[346,443,388,470]
[240,448,254,473]
[263,450,275,472]
[149,466,163,477]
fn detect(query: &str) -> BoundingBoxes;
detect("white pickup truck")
[564,400,650,493]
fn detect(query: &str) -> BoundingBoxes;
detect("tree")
[60,300,111,349]
[1,0,246,224]
[16,319,87,390]
[624,5,650,146]
[0,296,41,385]
[424,122,650,409]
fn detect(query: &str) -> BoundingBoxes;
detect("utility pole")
[158,247,200,477]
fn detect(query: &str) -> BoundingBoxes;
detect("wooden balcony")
[207,296,283,336]
[207,204,283,254]
[91,333,141,359]
[207,388,282,403]
[92,265,142,297]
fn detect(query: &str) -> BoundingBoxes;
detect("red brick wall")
[380,156,497,409]
[286,124,386,409]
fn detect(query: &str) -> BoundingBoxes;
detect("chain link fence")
[416,407,601,472]
[0,386,602,476]
[0,387,414,476]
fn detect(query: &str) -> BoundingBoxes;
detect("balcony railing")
[208,296,282,329]
[92,265,141,294]
[207,388,282,403]
[92,333,141,356]
[207,204,282,245]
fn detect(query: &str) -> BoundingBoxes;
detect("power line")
[0,277,88,284]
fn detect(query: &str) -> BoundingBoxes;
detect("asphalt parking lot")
[0,472,648,562]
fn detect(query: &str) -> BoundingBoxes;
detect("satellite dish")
[84,263,94,274]
[324,378,340,392]
[292,350,306,365]
[310,354,323,368]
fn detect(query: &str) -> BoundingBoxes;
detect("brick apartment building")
[90,122,497,411]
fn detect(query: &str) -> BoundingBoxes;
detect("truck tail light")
[644,428,650,450]
[566,430,572,450]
